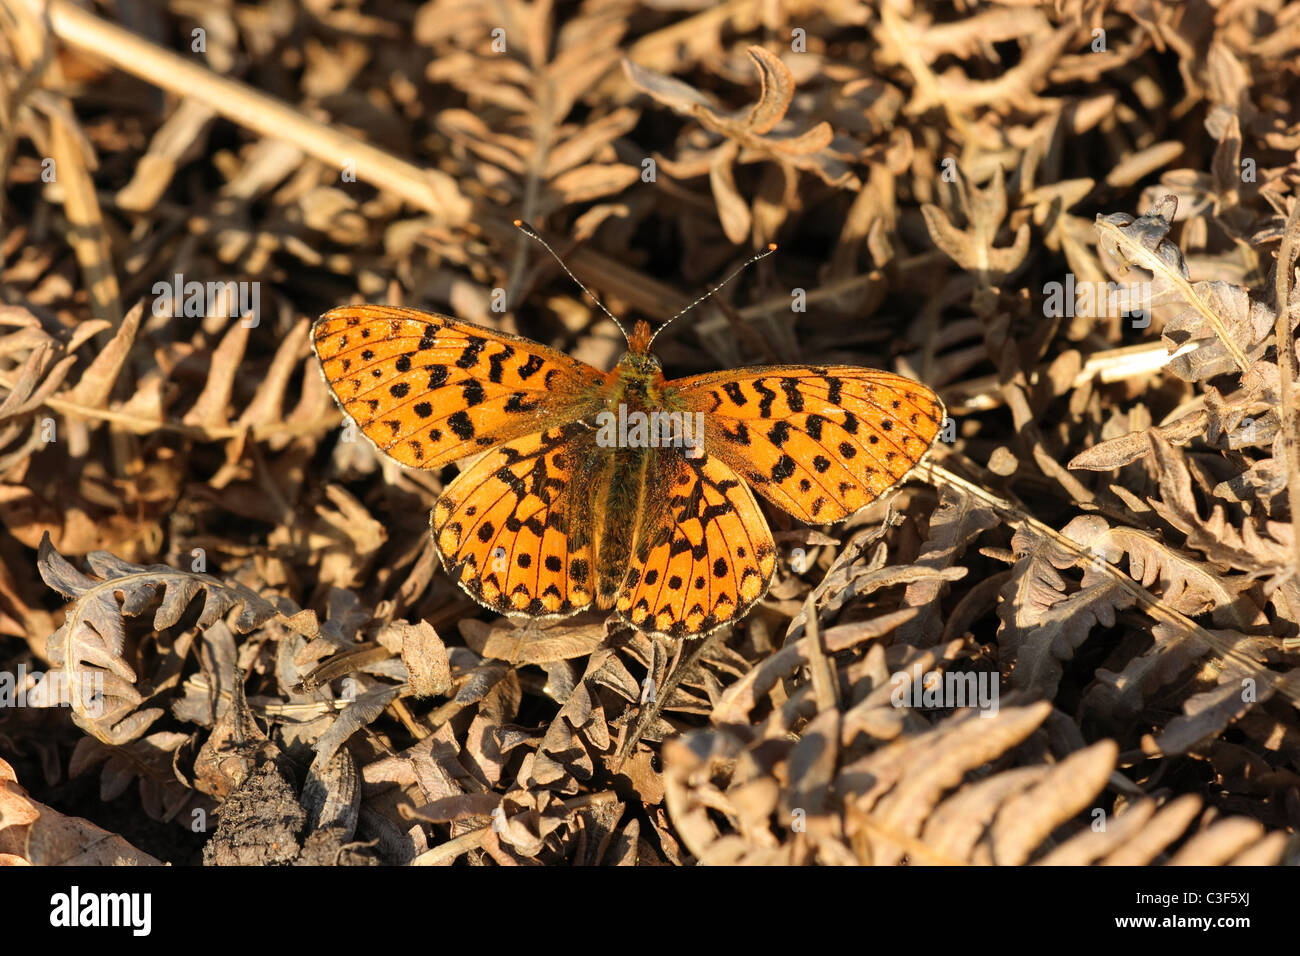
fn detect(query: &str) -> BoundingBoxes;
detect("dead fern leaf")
[624,46,859,242]
[37,532,316,744]
[420,0,639,223]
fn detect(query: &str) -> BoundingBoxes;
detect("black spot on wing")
[456,336,486,369]
[779,378,804,412]
[504,392,538,413]
[487,344,514,384]
[767,421,791,446]
[517,354,544,379]
[772,454,796,482]
[722,422,751,445]
[722,381,747,407]
[449,411,475,440]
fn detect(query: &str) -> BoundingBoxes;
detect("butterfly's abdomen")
[585,447,641,607]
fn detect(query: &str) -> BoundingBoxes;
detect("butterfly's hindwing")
[615,448,777,639]
[431,423,598,617]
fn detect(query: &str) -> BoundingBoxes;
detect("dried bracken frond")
[37,534,316,744]
[421,0,641,225]
[625,46,860,243]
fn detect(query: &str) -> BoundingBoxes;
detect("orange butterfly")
[312,231,944,639]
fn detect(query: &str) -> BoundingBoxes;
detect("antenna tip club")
[514,219,539,237]
[767,242,778,252]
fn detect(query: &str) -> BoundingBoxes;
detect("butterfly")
[311,231,945,640]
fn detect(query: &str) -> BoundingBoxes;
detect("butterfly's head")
[616,321,662,375]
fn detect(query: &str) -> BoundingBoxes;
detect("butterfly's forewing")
[312,305,607,469]
[431,423,599,617]
[671,367,944,523]
[616,448,777,639]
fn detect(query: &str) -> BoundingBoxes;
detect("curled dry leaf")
[0,757,161,865]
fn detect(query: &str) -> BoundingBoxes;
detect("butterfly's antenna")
[513,219,631,344]
[647,243,778,348]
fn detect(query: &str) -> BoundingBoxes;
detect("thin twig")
[18,0,470,223]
